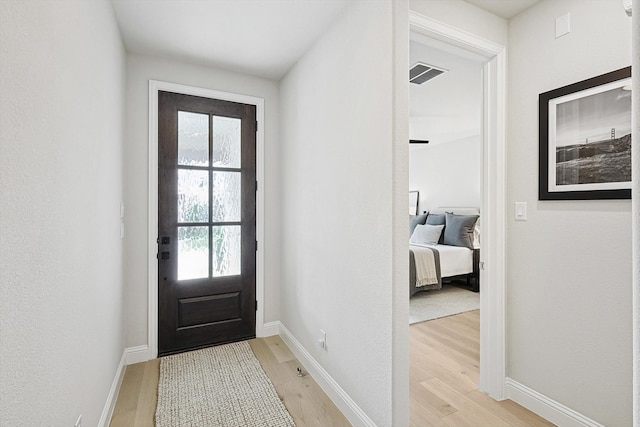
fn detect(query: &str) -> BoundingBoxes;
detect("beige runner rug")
[155,341,296,427]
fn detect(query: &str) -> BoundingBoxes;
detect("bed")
[409,207,480,296]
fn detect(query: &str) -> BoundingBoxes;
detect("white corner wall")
[409,136,481,212]
[507,1,632,425]
[278,0,407,424]
[0,1,126,426]
[123,54,281,348]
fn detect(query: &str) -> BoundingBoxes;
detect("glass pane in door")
[178,169,209,223]
[211,171,241,222]
[211,226,241,277]
[178,226,209,280]
[178,111,209,166]
[212,116,241,168]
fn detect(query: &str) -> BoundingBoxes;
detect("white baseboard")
[125,345,151,365]
[259,321,280,337]
[505,378,604,427]
[98,345,154,427]
[278,323,376,427]
[97,351,126,427]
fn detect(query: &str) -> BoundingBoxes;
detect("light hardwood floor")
[111,313,555,426]
[410,310,555,427]
[109,336,350,427]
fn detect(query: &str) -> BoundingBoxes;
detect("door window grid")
[177,112,243,281]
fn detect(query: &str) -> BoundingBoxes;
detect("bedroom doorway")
[408,11,507,402]
[408,33,484,307]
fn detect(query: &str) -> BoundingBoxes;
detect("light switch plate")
[556,13,570,38]
[515,202,527,221]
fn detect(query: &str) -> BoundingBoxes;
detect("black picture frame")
[539,66,632,200]
[409,191,419,215]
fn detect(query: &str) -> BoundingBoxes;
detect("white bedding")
[410,243,473,277]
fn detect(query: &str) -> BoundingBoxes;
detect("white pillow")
[410,224,444,245]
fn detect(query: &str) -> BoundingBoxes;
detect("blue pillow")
[443,213,479,249]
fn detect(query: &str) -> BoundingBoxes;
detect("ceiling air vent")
[410,62,447,85]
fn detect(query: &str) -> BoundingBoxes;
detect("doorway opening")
[408,11,507,401]
[408,34,483,309]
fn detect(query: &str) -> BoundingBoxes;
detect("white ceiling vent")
[410,62,447,85]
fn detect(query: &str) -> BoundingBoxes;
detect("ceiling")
[110,0,348,80]
[111,0,541,82]
[409,40,483,148]
[463,0,541,19]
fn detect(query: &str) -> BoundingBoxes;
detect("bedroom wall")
[0,0,126,425]
[410,136,481,213]
[507,1,632,425]
[123,54,281,348]
[408,38,482,214]
[279,0,407,424]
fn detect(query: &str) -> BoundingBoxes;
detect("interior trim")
[98,350,127,427]
[278,322,377,427]
[505,378,604,427]
[409,11,508,399]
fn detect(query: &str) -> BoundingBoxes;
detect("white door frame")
[147,80,266,359]
[409,12,507,399]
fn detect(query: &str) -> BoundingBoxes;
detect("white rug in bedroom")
[410,285,480,324]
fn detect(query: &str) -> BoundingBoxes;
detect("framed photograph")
[539,66,632,200]
[409,191,419,215]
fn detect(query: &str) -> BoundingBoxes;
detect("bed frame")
[441,248,480,292]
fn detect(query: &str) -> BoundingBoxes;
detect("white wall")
[410,136,481,212]
[279,1,406,424]
[0,1,125,425]
[123,54,281,348]
[507,1,632,425]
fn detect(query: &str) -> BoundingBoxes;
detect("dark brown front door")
[157,91,256,356]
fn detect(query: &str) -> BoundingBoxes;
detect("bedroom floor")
[410,282,480,324]
[409,310,555,426]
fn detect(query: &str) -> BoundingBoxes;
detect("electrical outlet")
[74,415,82,427]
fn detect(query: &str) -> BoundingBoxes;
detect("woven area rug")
[155,341,296,427]
[410,285,480,324]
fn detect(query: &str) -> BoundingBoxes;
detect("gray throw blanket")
[409,245,442,296]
